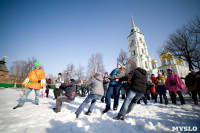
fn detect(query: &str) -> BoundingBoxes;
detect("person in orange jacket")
[13,61,46,109]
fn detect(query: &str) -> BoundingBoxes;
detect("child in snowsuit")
[149,80,156,101]
[75,73,104,118]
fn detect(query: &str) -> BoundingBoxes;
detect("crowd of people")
[13,61,200,120]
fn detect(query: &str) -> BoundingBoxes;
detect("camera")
[170,80,176,86]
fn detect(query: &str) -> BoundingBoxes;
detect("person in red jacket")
[149,80,156,102]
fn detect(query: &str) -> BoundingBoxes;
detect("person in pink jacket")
[165,68,185,105]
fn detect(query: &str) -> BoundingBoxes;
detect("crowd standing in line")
[13,61,200,120]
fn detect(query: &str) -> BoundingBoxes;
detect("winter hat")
[94,72,102,78]
[151,74,155,77]
[117,62,123,67]
[34,61,41,67]
[58,73,62,75]
[96,72,101,75]
[105,72,108,75]
[70,79,75,83]
[167,67,173,71]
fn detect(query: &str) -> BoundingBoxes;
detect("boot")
[113,108,117,111]
[102,108,110,114]
[113,114,125,121]
[85,111,92,116]
[13,105,22,109]
[53,108,60,113]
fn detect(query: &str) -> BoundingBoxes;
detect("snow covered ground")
[0,88,199,133]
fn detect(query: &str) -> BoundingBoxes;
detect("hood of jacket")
[136,67,147,76]
[94,75,103,82]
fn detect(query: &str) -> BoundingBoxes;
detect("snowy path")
[0,88,199,133]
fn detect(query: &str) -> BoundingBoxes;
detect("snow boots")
[85,111,92,116]
[53,108,60,113]
[113,114,125,121]
[102,108,110,114]
[13,105,22,109]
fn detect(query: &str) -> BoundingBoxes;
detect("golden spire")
[131,15,135,30]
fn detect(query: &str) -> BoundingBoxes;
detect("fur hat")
[117,62,123,67]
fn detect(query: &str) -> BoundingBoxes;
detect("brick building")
[0,57,9,83]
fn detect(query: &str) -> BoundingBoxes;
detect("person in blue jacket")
[102,62,125,113]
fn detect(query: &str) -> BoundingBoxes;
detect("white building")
[128,16,152,72]
[128,16,189,78]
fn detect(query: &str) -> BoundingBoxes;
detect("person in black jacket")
[53,79,76,113]
[196,71,200,100]
[113,59,147,120]
[185,70,198,105]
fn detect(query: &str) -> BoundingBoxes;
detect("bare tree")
[88,53,105,77]
[63,63,75,82]
[9,60,25,83]
[160,16,200,70]
[9,57,38,83]
[117,49,128,67]
[75,64,85,83]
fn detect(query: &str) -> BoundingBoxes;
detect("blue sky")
[1,0,200,77]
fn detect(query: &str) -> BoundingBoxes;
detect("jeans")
[119,89,144,115]
[81,87,86,97]
[18,88,40,106]
[159,94,168,104]
[101,89,107,102]
[75,94,102,116]
[137,95,147,104]
[105,85,121,110]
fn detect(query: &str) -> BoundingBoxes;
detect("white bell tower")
[128,16,152,72]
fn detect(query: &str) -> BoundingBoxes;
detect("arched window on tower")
[140,37,142,42]
[133,50,135,56]
[145,61,148,69]
[142,48,144,54]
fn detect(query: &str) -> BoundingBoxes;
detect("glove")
[41,79,46,87]
[22,78,29,85]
